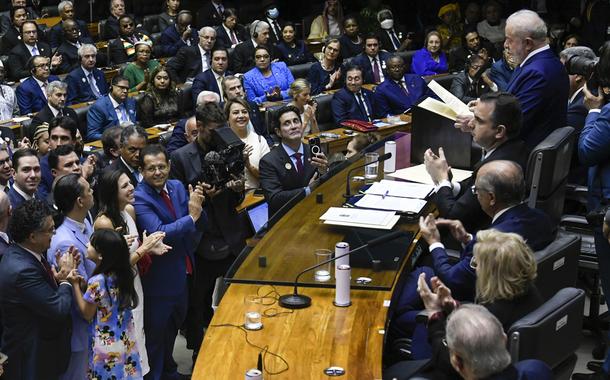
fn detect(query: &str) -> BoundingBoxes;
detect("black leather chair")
[396,50,417,72]
[289,62,314,80]
[177,82,192,116]
[315,93,335,131]
[142,14,160,35]
[507,287,584,380]
[525,126,575,225]
[533,233,580,301]
[41,5,60,17]
[74,105,90,132]
[423,72,458,90]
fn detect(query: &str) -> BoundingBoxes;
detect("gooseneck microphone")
[278,230,406,309]
[344,152,392,198]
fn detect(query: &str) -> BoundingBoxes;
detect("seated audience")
[436,3,463,52]
[215,8,247,49]
[57,19,97,73]
[225,98,270,190]
[109,15,151,65]
[158,0,180,32]
[477,1,505,48]
[223,75,267,140]
[346,133,380,158]
[102,0,127,40]
[260,105,329,217]
[353,33,390,84]
[49,1,92,48]
[450,54,492,103]
[426,93,528,233]
[166,115,198,156]
[8,148,42,208]
[0,6,28,55]
[158,10,199,58]
[8,21,62,82]
[338,16,363,59]
[484,48,515,92]
[124,41,160,92]
[197,0,227,28]
[262,4,284,45]
[0,64,19,120]
[449,30,492,71]
[307,38,342,95]
[104,125,147,187]
[137,65,180,128]
[0,199,75,380]
[232,21,272,74]
[65,44,109,105]
[308,0,343,40]
[33,124,50,157]
[411,30,448,76]
[95,126,122,170]
[166,26,216,84]
[15,56,61,115]
[276,22,315,66]
[562,34,580,50]
[30,81,82,137]
[376,9,412,53]
[191,47,231,107]
[332,64,375,123]
[0,0,39,38]
[243,45,294,104]
[87,75,137,141]
[288,79,319,135]
[374,55,428,118]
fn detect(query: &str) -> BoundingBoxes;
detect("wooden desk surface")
[194,284,388,379]
[35,16,61,28]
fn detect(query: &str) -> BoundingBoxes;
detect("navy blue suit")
[489,58,514,92]
[134,179,204,380]
[7,186,44,209]
[157,25,199,57]
[0,244,72,380]
[65,66,109,105]
[86,95,137,141]
[166,118,189,156]
[191,69,231,108]
[48,19,91,48]
[16,75,60,115]
[373,74,428,117]
[352,51,391,84]
[307,61,342,95]
[506,48,568,150]
[567,89,587,131]
[331,87,375,123]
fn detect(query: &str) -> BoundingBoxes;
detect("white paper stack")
[355,195,427,213]
[365,179,434,199]
[320,207,400,230]
[388,164,472,185]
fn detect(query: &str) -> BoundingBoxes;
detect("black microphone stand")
[344,152,392,198]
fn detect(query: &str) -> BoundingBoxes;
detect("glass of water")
[244,295,263,330]
[365,152,379,180]
[314,249,332,282]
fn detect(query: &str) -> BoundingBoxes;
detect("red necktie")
[41,257,58,289]
[372,57,381,83]
[293,153,304,174]
[160,190,193,274]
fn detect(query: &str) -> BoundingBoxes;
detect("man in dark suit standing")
[8,149,42,209]
[352,33,390,84]
[0,199,76,380]
[8,21,63,82]
[331,64,376,123]
[30,81,82,137]
[15,55,61,116]
[0,191,11,257]
[191,47,231,107]
[48,0,92,48]
[87,75,137,141]
[56,19,96,73]
[262,3,283,45]
[167,26,217,84]
[374,55,429,118]
[169,102,246,359]
[65,44,109,105]
[134,144,205,380]
[158,10,199,57]
[231,20,271,74]
[260,105,329,218]
[424,92,528,233]
[196,0,226,28]
[104,125,147,187]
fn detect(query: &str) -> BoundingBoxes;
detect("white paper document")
[320,207,399,229]
[355,194,427,213]
[388,164,473,185]
[427,80,473,117]
[365,180,434,200]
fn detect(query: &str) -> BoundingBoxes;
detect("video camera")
[564,55,610,101]
[199,126,245,188]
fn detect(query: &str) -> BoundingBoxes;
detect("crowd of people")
[0,0,607,379]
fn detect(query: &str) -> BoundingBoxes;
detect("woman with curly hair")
[136,65,181,128]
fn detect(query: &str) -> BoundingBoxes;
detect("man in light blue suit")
[331,64,376,123]
[134,144,206,380]
[15,55,60,115]
[65,44,109,105]
[374,55,429,118]
[86,75,136,141]
[47,174,95,380]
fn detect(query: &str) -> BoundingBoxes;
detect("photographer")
[450,54,492,104]
[574,41,610,380]
[169,102,246,360]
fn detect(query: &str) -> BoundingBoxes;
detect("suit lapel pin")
[82,77,86,83]
[285,162,292,170]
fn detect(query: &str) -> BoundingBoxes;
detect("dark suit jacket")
[265,17,284,46]
[166,45,206,84]
[259,143,317,218]
[48,19,91,48]
[450,70,492,104]
[15,75,61,116]
[56,38,95,73]
[158,25,199,57]
[434,138,528,233]
[506,48,568,150]
[331,87,375,123]
[65,66,109,105]
[373,74,428,118]
[231,39,256,74]
[214,24,248,49]
[352,51,391,84]
[376,27,407,53]
[191,69,231,107]
[30,104,82,138]
[108,32,149,65]
[196,1,225,28]
[86,95,137,141]
[169,141,245,259]
[567,88,587,131]
[166,117,189,155]
[0,244,72,380]
[104,157,139,187]
[8,41,54,81]
[0,26,22,55]
[102,15,120,40]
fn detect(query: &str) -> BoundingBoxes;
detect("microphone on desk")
[344,152,392,199]
[278,230,406,309]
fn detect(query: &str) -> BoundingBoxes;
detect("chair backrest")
[316,93,335,131]
[424,72,458,90]
[42,6,59,17]
[507,287,584,369]
[533,233,580,300]
[289,62,315,80]
[142,14,160,35]
[526,126,575,224]
[74,105,90,129]
[396,50,417,72]
[177,82,192,116]
[98,19,106,38]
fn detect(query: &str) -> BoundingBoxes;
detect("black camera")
[308,136,321,157]
[564,55,608,100]
[200,127,245,188]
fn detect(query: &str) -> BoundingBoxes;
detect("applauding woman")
[123,41,160,92]
[307,38,342,95]
[289,79,319,135]
[243,45,295,104]
[225,98,270,190]
[137,65,181,127]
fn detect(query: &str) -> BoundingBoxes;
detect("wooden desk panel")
[194,284,388,379]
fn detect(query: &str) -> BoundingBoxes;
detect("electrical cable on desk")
[255,285,295,318]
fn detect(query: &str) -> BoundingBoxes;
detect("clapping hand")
[417,272,456,314]
[423,147,450,184]
[435,218,471,244]
[418,213,441,245]
[141,230,170,256]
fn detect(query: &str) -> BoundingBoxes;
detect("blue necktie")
[88,73,102,98]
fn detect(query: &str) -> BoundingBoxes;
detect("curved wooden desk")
[193,133,428,379]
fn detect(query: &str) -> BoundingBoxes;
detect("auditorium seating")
[142,14,160,35]
[533,233,580,301]
[288,62,314,80]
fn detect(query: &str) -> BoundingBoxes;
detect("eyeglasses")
[34,63,50,69]
[469,256,477,269]
[113,85,129,91]
[144,164,168,173]
[470,185,487,195]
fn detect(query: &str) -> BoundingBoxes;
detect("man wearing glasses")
[86,75,137,141]
[8,21,62,81]
[15,55,61,115]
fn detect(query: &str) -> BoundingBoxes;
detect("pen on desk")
[382,190,389,199]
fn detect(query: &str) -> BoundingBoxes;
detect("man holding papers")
[260,105,329,218]
[424,92,527,232]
